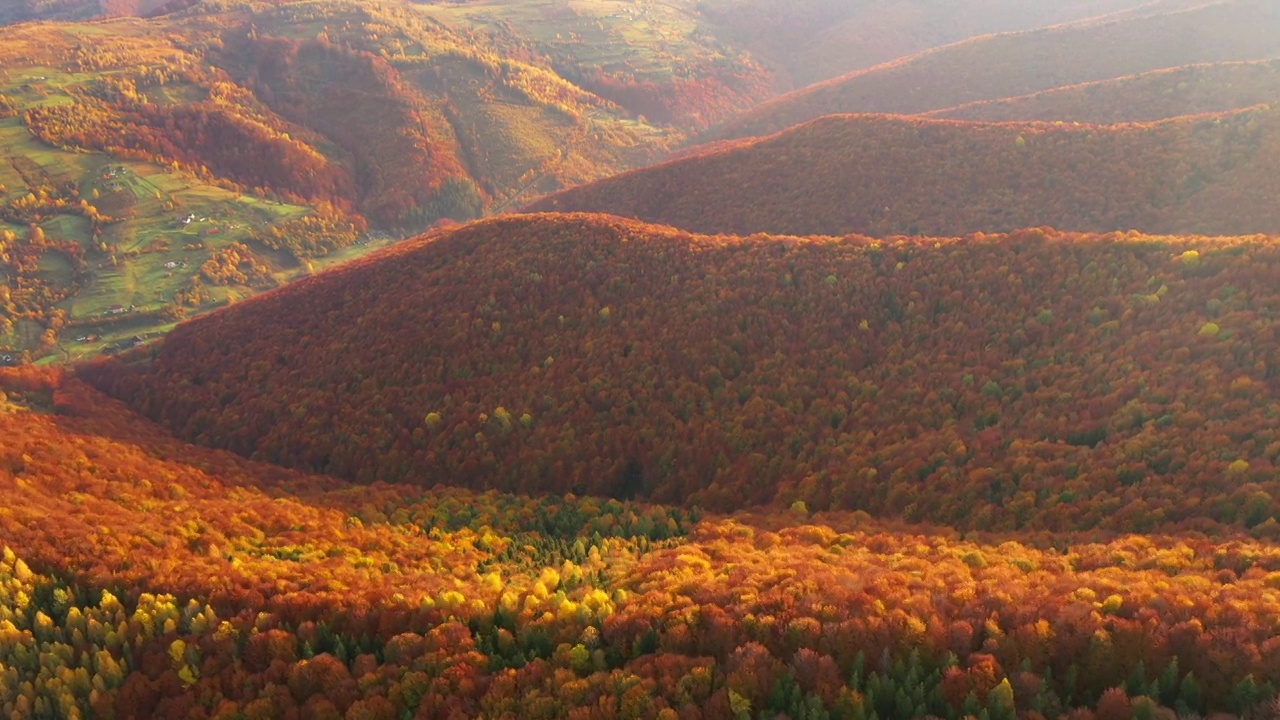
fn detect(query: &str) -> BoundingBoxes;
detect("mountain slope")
[695,0,1161,89]
[928,60,1280,123]
[0,0,690,360]
[714,0,1280,140]
[87,213,1280,533]
[8,365,1280,716]
[530,108,1280,238]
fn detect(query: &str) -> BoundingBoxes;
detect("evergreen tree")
[1156,658,1179,707]
[1125,661,1147,697]
[1177,671,1204,716]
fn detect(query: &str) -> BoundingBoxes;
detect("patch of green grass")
[40,214,91,244]
[61,23,119,36]
[0,135,313,359]
[3,68,107,110]
[309,234,400,273]
[36,251,74,286]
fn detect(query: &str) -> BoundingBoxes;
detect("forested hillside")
[714,0,1280,140]
[88,213,1280,533]
[928,60,1280,124]
[7,2,1280,717]
[3,364,1280,718]
[0,0,686,359]
[530,108,1280,237]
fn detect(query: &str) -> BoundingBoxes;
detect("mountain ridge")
[530,107,1280,238]
[925,59,1280,123]
[712,0,1280,141]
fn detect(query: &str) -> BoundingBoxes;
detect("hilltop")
[529,108,1280,238]
[7,364,1280,716]
[87,213,1280,534]
[713,0,1280,141]
[928,60,1280,124]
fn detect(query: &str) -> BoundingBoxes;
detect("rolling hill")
[87,213,1280,534]
[713,0,1280,141]
[529,108,1280,238]
[7,364,1280,716]
[928,59,1280,124]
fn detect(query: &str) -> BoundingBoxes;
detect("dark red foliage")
[86,214,1280,533]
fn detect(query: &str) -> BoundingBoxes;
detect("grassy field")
[54,170,314,361]
[0,54,366,362]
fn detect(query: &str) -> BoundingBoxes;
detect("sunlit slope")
[531,108,1280,237]
[6,365,1280,716]
[200,0,682,221]
[929,60,1280,123]
[0,365,681,617]
[714,0,1280,140]
[0,20,365,362]
[87,213,1280,532]
[412,0,776,130]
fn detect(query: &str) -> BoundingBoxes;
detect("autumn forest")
[4,0,1280,719]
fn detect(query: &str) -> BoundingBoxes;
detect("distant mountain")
[5,0,1160,96]
[712,0,1280,140]
[88,213,1280,532]
[529,107,1280,238]
[0,0,173,23]
[928,60,1280,123]
[695,0,1161,89]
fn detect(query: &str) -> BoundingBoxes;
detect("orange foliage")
[198,242,275,287]
[25,96,356,212]
[534,108,1280,237]
[85,214,1280,534]
[3,365,1280,717]
[222,35,478,228]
